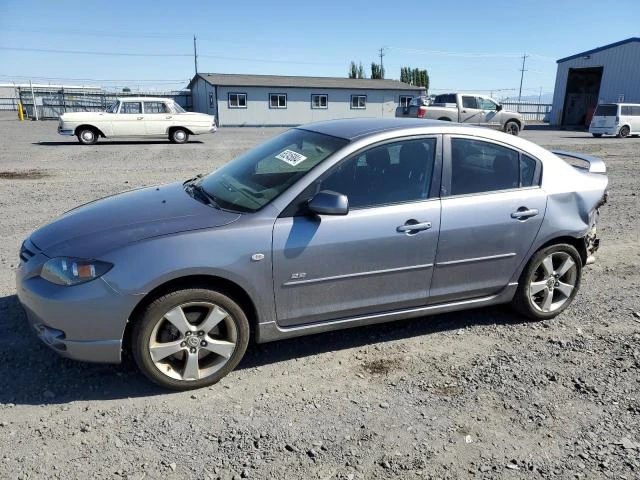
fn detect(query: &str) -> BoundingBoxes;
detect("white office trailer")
[189,73,425,126]
[550,37,640,126]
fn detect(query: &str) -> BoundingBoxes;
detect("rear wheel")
[504,120,520,136]
[592,133,603,138]
[617,125,630,138]
[132,287,250,390]
[512,244,582,321]
[169,128,189,144]
[77,127,98,145]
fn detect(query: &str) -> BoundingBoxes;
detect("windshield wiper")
[185,182,220,209]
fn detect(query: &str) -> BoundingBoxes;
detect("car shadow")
[0,293,529,405]
[34,140,204,146]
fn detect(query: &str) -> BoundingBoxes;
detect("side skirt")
[256,283,518,343]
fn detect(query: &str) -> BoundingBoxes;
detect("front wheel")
[617,125,630,138]
[169,128,189,144]
[512,244,582,321]
[77,128,98,145]
[504,121,520,136]
[132,287,250,390]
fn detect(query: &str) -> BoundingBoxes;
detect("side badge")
[251,253,265,262]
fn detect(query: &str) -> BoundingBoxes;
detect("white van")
[589,103,640,138]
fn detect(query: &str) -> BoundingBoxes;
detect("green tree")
[348,61,358,79]
[371,63,385,79]
[357,62,365,79]
[400,66,429,92]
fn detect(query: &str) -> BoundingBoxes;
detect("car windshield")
[170,101,186,113]
[198,129,348,213]
[105,101,119,113]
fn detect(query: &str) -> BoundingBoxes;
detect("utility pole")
[379,47,386,79]
[193,35,198,76]
[518,54,529,103]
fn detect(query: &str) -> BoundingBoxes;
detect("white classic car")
[58,97,217,145]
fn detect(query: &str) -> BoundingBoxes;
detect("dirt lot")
[0,113,638,480]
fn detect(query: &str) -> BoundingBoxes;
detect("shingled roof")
[190,73,423,91]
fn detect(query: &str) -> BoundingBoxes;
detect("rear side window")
[144,102,169,113]
[450,138,538,195]
[594,104,618,117]
[434,94,456,104]
[621,105,640,116]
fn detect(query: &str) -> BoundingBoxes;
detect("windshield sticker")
[275,150,307,166]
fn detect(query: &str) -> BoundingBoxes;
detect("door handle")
[166,116,173,119]
[137,116,144,120]
[511,207,539,220]
[397,221,432,233]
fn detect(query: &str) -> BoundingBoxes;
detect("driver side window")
[314,138,437,210]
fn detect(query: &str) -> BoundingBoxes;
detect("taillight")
[616,116,619,123]
[417,106,427,118]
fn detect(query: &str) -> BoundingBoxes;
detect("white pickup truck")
[395,93,525,135]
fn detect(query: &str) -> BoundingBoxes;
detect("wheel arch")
[168,125,195,135]
[504,118,522,129]
[74,124,105,138]
[123,274,258,357]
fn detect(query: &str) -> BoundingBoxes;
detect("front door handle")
[166,115,173,119]
[397,221,432,234]
[137,116,144,120]
[511,207,539,220]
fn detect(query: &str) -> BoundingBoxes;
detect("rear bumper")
[589,126,618,135]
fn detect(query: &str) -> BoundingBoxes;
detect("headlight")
[40,257,113,286]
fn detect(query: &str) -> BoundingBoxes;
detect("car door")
[111,101,146,136]
[429,135,545,303]
[143,101,172,135]
[459,95,484,125]
[477,97,501,128]
[272,136,442,327]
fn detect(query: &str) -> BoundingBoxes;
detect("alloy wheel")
[528,251,577,313]
[148,301,237,381]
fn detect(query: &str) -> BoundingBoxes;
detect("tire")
[437,117,452,121]
[592,133,603,138]
[169,128,189,144]
[504,120,520,136]
[512,244,582,321]
[132,287,250,390]
[617,125,630,138]
[77,127,98,145]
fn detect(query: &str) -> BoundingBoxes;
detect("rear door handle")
[511,208,539,220]
[397,221,432,233]
[137,116,144,120]
[166,115,173,119]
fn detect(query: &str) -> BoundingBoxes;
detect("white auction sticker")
[275,149,307,166]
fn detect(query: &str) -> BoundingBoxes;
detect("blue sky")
[1,0,638,100]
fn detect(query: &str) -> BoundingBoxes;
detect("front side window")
[477,97,498,110]
[311,94,328,109]
[450,138,538,195]
[120,102,142,114]
[199,129,348,213]
[351,95,367,109]
[461,96,478,109]
[228,93,247,109]
[143,101,170,114]
[312,138,437,209]
[399,95,413,108]
[270,93,287,109]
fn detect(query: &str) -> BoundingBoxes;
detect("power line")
[0,46,191,57]
[1,27,190,39]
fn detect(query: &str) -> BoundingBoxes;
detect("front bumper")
[57,125,75,136]
[16,240,136,364]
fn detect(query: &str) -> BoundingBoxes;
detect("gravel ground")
[0,113,638,480]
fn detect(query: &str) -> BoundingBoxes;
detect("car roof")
[300,118,477,140]
[115,97,174,102]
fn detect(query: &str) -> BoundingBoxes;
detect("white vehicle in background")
[589,103,640,138]
[58,97,217,145]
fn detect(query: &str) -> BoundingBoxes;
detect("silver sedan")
[16,119,608,390]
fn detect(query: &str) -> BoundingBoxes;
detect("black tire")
[617,125,630,138]
[504,120,520,136]
[77,127,98,145]
[437,117,452,121]
[169,128,189,144]
[512,244,582,321]
[592,133,603,138]
[132,287,250,390]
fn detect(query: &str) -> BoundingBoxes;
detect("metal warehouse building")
[188,73,424,126]
[550,37,640,126]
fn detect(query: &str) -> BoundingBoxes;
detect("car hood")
[30,182,240,258]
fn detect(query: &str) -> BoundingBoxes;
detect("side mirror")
[496,104,503,112]
[308,190,349,215]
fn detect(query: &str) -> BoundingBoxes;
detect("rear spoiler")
[552,150,607,174]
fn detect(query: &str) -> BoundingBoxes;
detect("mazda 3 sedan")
[16,119,608,390]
